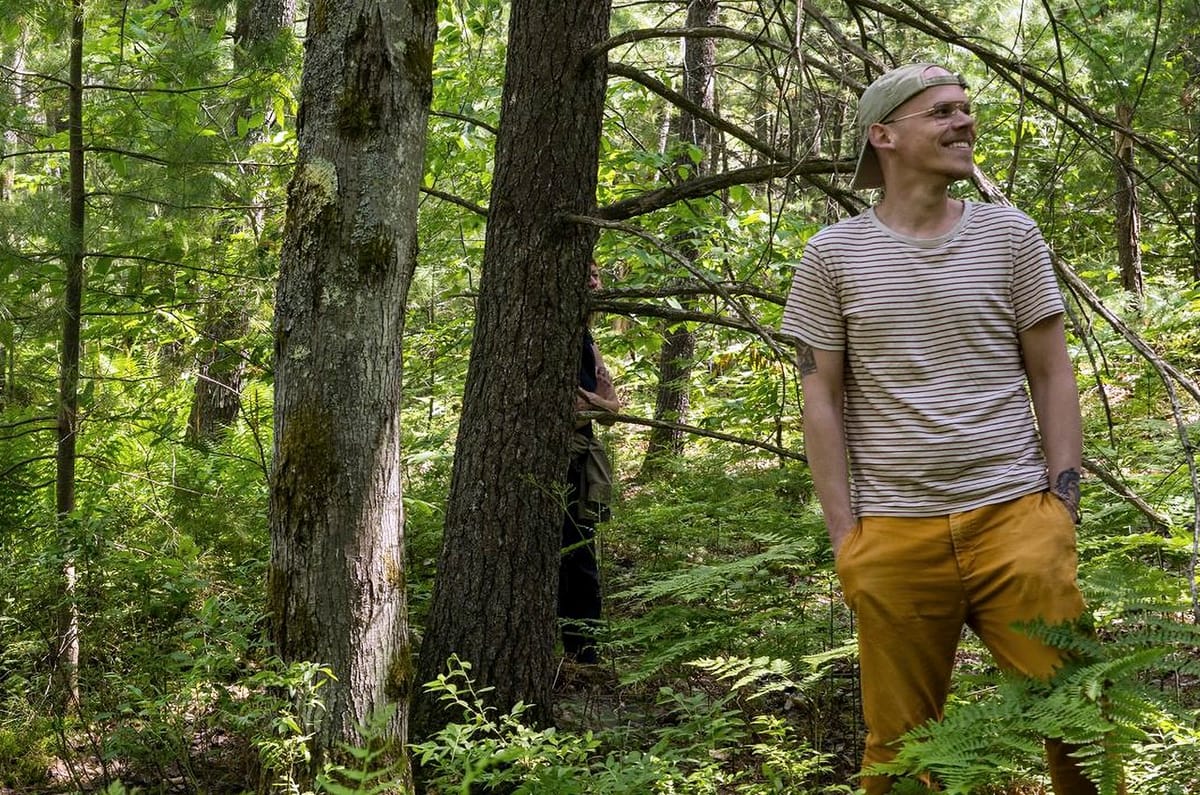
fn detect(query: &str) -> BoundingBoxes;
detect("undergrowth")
[410,654,852,794]
[2,326,1200,793]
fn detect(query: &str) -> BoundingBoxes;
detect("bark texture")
[643,0,718,471]
[413,0,612,736]
[268,0,436,765]
[186,0,297,445]
[1114,103,1143,301]
[185,307,249,444]
[235,0,296,51]
[54,0,86,708]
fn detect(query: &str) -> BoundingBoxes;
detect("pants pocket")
[834,519,864,606]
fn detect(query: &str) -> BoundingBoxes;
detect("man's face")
[587,262,602,292]
[873,71,976,186]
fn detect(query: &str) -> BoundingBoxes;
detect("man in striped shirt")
[782,64,1095,794]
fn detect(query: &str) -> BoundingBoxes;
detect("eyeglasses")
[883,101,973,124]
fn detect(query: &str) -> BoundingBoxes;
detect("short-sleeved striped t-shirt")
[781,201,1063,517]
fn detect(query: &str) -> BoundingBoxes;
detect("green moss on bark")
[385,643,415,702]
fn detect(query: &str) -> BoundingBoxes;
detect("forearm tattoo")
[1052,467,1082,523]
[797,344,817,376]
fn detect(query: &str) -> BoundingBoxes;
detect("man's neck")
[874,189,963,239]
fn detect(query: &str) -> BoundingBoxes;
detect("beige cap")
[851,64,969,190]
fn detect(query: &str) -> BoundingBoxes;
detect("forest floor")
[9,661,864,794]
[552,653,866,791]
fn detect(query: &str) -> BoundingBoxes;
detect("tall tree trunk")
[1195,118,1200,284]
[186,0,297,446]
[642,0,718,473]
[54,0,86,709]
[1192,81,1200,285]
[185,307,249,445]
[1114,102,1143,301]
[2,29,26,204]
[268,0,436,775]
[413,0,612,737]
[1,30,28,407]
[232,0,297,236]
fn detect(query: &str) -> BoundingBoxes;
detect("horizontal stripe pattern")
[781,202,1062,516]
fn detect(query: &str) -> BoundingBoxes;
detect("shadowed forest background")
[1,0,1199,793]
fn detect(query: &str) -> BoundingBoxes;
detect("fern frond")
[689,656,796,701]
[614,545,803,604]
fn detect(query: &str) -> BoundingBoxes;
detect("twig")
[579,411,805,462]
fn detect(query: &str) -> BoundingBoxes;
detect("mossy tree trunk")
[267,0,436,774]
[413,0,611,737]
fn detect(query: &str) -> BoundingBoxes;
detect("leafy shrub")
[411,655,851,794]
[0,725,53,787]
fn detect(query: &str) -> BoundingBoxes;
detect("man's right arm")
[798,343,856,554]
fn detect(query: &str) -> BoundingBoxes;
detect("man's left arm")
[1020,312,1082,521]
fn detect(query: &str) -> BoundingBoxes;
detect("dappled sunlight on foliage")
[1,0,1199,790]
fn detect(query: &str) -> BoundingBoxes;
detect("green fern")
[690,646,856,704]
[616,546,805,604]
[690,655,797,700]
[870,613,1200,795]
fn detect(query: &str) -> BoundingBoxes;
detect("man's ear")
[867,122,894,150]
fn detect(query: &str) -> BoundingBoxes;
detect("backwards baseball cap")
[851,63,969,190]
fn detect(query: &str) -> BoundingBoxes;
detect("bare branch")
[421,186,488,217]
[585,26,793,63]
[607,63,862,213]
[0,454,56,481]
[597,160,857,220]
[601,283,785,305]
[581,411,806,462]
[85,251,272,282]
[431,109,499,136]
[567,213,788,359]
[82,79,247,95]
[594,298,792,340]
[802,4,885,74]
[609,62,785,161]
[850,0,1197,189]
[85,190,274,212]
[1080,455,1170,532]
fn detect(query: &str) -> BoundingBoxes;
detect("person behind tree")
[560,260,620,665]
[781,63,1099,794]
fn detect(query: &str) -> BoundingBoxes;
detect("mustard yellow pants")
[835,491,1096,794]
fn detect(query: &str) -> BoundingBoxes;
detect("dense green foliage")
[2,0,1199,792]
